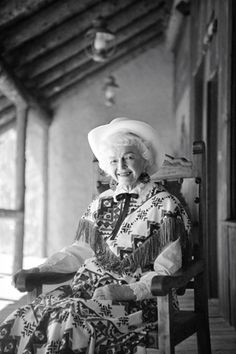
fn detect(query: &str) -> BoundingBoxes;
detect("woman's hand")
[92,284,136,301]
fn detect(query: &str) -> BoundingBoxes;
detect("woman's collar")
[113,181,153,202]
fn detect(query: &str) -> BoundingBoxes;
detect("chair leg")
[195,273,212,354]
[197,316,212,354]
[157,295,175,354]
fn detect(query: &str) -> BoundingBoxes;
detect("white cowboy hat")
[88,117,163,175]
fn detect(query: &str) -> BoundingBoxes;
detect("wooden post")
[42,126,49,257]
[0,57,51,273]
[13,104,28,273]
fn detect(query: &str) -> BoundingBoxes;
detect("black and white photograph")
[0,1,235,353]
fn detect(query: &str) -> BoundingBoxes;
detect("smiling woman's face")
[107,145,146,187]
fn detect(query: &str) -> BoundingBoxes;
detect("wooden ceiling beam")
[50,34,163,106]
[0,0,55,28]
[0,120,16,134]
[8,0,165,71]
[18,36,88,79]
[0,105,16,127]
[0,61,26,105]
[0,59,52,124]
[4,0,136,63]
[17,0,165,81]
[33,9,166,89]
[45,23,163,99]
[108,0,165,32]
[18,36,87,79]
[0,94,13,111]
[0,0,99,50]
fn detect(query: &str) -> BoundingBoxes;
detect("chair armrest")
[151,259,205,296]
[15,270,76,292]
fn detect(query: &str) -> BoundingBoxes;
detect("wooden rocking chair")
[15,140,211,354]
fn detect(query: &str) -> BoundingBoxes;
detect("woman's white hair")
[98,132,155,174]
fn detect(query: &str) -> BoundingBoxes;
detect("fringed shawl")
[75,215,189,275]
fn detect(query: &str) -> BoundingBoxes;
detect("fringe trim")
[75,216,189,274]
[75,219,124,273]
[129,216,188,272]
[75,219,97,248]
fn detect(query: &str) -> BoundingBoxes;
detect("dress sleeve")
[38,198,99,273]
[38,241,95,272]
[128,238,182,300]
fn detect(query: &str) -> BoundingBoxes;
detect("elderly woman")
[0,118,190,354]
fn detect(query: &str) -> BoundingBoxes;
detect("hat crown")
[109,117,128,124]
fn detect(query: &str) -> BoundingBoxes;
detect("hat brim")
[88,117,164,175]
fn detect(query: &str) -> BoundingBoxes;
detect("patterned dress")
[0,181,191,354]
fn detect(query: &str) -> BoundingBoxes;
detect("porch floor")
[176,291,236,353]
[0,255,235,353]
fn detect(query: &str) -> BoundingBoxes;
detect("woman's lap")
[0,269,156,353]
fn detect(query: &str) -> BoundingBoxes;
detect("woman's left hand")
[92,284,136,301]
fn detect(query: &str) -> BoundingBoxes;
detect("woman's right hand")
[92,284,136,301]
[12,267,40,292]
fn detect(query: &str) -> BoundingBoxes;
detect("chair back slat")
[152,141,206,264]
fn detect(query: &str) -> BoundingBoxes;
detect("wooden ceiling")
[0,0,173,128]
